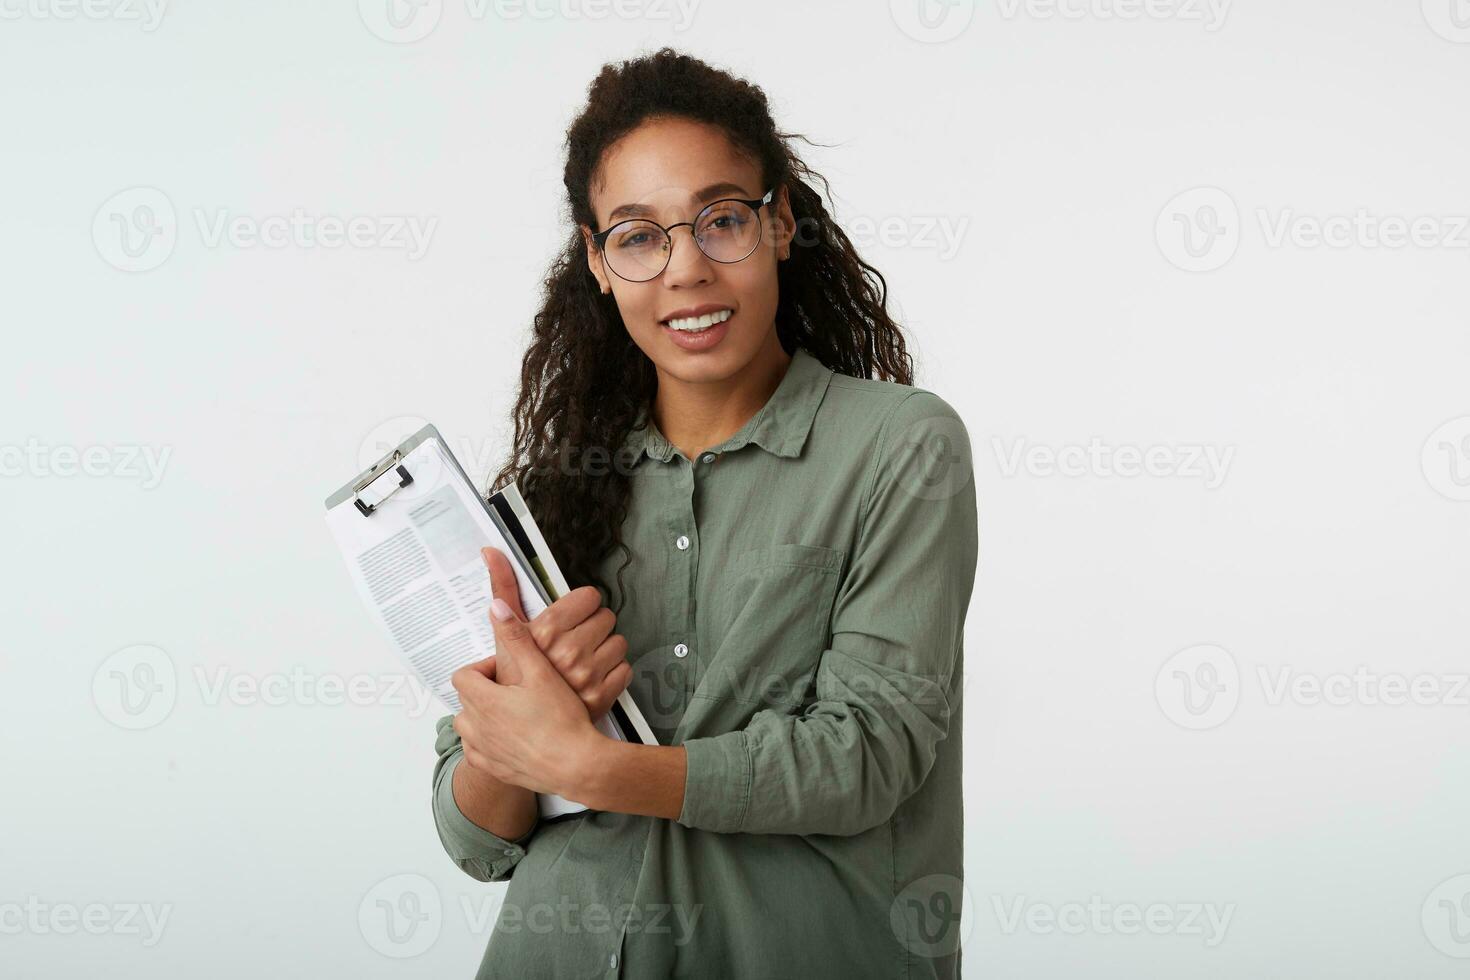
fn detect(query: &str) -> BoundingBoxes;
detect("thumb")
[482,546,528,621]
[489,593,554,682]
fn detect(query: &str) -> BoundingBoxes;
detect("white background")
[4,1,1469,976]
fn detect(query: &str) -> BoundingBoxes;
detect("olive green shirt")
[431,346,978,978]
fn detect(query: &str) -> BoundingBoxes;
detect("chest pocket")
[692,542,845,718]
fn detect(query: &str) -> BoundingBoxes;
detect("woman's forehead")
[591,120,758,223]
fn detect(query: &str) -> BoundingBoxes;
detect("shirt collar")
[621,347,834,465]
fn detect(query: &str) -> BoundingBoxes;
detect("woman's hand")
[448,547,624,800]
[450,631,604,799]
[478,546,633,720]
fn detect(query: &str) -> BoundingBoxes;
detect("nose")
[660,224,714,288]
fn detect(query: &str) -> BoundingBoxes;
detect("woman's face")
[581,116,794,383]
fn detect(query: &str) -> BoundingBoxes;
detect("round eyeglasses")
[591,188,776,283]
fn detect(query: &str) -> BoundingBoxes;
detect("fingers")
[562,605,619,657]
[568,636,631,715]
[481,547,528,621]
[450,658,498,704]
[528,585,605,649]
[544,628,626,692]
[584,660,633,719]
[458,654,497,679]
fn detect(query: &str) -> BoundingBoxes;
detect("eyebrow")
[604,182,754,225]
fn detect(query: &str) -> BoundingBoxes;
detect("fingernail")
[490,597,514,622]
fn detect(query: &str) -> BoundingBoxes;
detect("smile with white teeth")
[664,309,733,332]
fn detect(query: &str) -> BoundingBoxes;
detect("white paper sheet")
[324,433,623,819]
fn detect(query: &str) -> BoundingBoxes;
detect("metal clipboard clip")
[353,450,415,517]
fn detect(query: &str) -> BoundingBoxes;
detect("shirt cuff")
[433,754,536,882]
[676,731,752,833]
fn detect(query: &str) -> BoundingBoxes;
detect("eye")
[613,229,662,250]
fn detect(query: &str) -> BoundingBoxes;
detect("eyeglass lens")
[603,200,761,281]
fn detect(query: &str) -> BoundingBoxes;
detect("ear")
[581,224,613,295]
[772,185,796,261]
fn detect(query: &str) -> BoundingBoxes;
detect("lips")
[661,311,732,351]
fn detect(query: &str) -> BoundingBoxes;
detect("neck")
[651,332,792,461]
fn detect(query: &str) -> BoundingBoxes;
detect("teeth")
[666,309,732,332]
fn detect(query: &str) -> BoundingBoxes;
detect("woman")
[432,48,978,979]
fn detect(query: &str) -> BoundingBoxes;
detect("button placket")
[670,459,699,720]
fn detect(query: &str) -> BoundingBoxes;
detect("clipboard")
[324,423,656,820]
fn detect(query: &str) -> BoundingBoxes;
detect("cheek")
[730,264,780,318]
[610,285,661,332]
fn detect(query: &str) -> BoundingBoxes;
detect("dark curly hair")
[485,47,914,613]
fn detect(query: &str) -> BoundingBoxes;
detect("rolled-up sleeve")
[431,714,537,882]
[677,389,978,837]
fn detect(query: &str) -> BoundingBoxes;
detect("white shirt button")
[609,952,619,968]
[674,643,688,658]
[675,535,690,551]
[700,452,715,463]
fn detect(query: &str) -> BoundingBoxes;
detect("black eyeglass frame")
[590,188,777,282]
